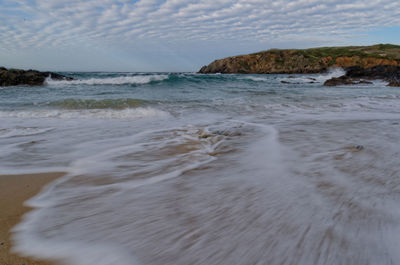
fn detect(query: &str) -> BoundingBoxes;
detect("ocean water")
[2,70,400,265]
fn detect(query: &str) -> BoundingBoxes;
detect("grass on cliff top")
[253,44,400,61]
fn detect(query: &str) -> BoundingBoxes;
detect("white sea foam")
[0,126,54,138]
[279,67,345,84]
[0,107,169,120]
[45,74,169,85]
[11,123,231,265]
[13,192,139,265]
[6,71,400,265]
[313,67,345,81]
[67,124,224,178]
[239,68,345,84]
[12,218,138,265]
[241,76,270,82]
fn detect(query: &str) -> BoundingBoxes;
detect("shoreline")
[0,172,64,265]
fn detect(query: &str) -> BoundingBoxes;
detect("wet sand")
[0,172,64,265]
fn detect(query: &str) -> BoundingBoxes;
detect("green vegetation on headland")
[262,44,400,61]
[199,44,400,74]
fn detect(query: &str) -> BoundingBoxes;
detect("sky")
[0,0,400,72]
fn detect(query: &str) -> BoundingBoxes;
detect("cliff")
[199,44,400,74]
[0,67,73,86]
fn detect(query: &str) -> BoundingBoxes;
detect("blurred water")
[2,71,400,264]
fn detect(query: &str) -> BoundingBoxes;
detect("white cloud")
[0,0,399,71]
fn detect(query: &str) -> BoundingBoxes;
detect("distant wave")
[240,76,270,82]
[48,98,148,109]
[312,67,346,82]
[278,68,346,84]
[45,74,169,85]
[0,107,169,120]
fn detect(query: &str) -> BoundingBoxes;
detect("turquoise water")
[2,70,400,265]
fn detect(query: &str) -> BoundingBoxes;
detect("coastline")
[0,172,64,265]
[198,44,400,74]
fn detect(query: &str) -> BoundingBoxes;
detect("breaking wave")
[241,76,271,82]
[278,68,346,84]
[0,107,169,120]
[45,74,169,85]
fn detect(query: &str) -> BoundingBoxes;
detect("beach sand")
[0,172,64,265]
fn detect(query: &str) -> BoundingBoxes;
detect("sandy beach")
[0,172,64,265]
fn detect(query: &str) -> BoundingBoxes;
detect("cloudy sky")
[1,0,400,72]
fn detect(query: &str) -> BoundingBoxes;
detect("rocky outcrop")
[0,67,73,86]
[323,76,373,86]
[388,81,400,87]
[323,65,400,86]
[199,50,331,74]
[199,44,400,74]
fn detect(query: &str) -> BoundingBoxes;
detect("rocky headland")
[0,67,72,86]
[199,44,400,75]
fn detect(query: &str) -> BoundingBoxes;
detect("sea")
[2,69,400,265]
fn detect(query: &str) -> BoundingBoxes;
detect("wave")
[278,68,346,84]
[45,74,169,85]
[313,67,346,81]
[0,126,54,138]
[0,107,169,120]
[48,98,148,109]
[9,121,280,265]
[240,76,270,82]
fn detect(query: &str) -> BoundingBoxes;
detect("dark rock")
[324,77,373,86]
[344,145,365,152]
[323,76,357,86]
[355,145,364,151]
[344,66,368,78]
[0,66,73,86]
[345,65,400,80]
[358,80,373,84]
[281,80,301,84]
[387,76,400,86]
[324,65,400,86]
[199,66,208,73]
[42,71,72,80]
